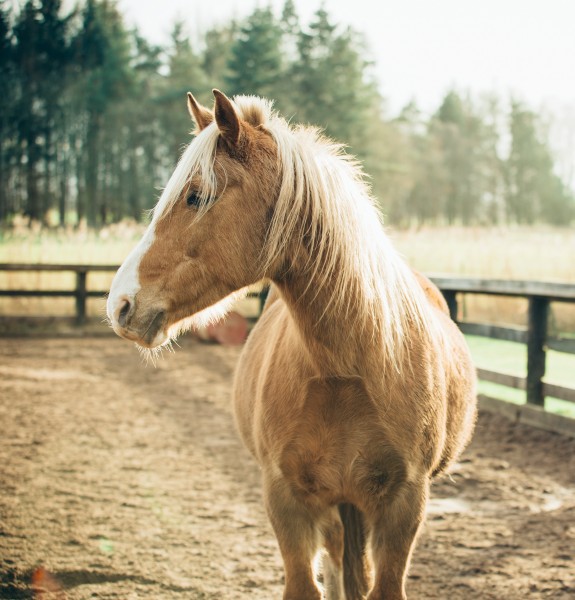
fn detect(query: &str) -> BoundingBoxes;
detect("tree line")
[0,0,573,228]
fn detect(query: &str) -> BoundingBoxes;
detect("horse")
[106,89,477,600]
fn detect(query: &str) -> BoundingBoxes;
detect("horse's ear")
[212,89,241,145]
[187,92,213,131]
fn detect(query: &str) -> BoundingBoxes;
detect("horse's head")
[107,90,280,348]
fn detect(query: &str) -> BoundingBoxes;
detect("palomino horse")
[107,90,477,599]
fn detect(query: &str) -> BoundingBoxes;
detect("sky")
[117,0,575,117]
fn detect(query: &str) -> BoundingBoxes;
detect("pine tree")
[0,0,572,229]
[13,1,44,223]
[71,0,134,226]
[0,0,15,222]
[433,91,502,225]
[120,32,163,221]
[158,21,209,163]
[225,7,283,99]
[293,8,380,157]
[202,23,237,93]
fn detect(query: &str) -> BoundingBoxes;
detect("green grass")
[465,334,575,418]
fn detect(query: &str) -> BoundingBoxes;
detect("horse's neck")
[269,153,423,377]
[274,253,385,377]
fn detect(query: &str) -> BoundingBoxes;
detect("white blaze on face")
[107,224,155,332]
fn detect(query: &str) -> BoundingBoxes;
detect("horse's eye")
[186,191,202,207]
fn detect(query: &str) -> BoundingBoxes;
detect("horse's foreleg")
[366,479,429,600]
[263,470,323,600]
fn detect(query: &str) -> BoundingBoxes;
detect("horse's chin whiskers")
[164,339,177,354]
[136,342,169,367]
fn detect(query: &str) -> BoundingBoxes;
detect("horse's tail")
[338,503,370,599]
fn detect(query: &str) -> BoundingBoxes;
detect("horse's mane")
[255,97,442,367]
[154,95,443,368]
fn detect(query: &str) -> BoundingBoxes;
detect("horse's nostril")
[117,299,131,328]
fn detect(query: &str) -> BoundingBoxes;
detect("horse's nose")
[116,297,133,328]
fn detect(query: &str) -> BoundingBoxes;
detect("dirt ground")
[0,335,574,600]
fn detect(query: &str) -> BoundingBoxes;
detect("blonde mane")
[154,95,443,368]
[259,98,443,368]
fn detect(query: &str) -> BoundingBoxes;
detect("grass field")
[466,335,575,418]
[1,224,574,415]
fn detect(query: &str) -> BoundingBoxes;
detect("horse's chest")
[268,377,407,509]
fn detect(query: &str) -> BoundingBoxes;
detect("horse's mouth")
[142,310,166,346]
[113,310,168,348]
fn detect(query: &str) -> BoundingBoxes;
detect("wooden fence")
[1,264,574,435]
[432,276,575,436]
[0,263,117,324]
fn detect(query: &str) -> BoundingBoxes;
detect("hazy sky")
[117,0,575,116]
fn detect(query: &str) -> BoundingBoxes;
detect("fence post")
[442,290,458,323]
[526,296,549,406]
[75,270,87,325]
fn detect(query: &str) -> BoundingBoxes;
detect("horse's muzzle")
[109,296,167,348]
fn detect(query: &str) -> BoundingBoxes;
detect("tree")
[505,101,574,225]
[202,22,237,93]
[118,31,163,221]
[71,0,134,226]
[158,20,209,162]
[431,91,503,225]
[0,0,572,230]
[10,0,73,224]
[13,1,42,222]
[0,1,15,222]
[294,9,381,146]
[406,130,448,226]
[434,91,477,224]
[225,7,283,99]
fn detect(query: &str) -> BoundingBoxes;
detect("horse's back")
[413,269,450,315]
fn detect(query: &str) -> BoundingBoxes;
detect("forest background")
[1,0,574,229]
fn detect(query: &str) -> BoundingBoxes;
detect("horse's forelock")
[152,124,220,222]
[233,95,274,128]
[152,96,276,224]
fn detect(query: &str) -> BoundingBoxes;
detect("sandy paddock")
[0,336,574,599]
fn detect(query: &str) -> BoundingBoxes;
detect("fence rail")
[431,275,575,405]
[0,263,117,324]
[1,264,574,435]
[430,275,575,437]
